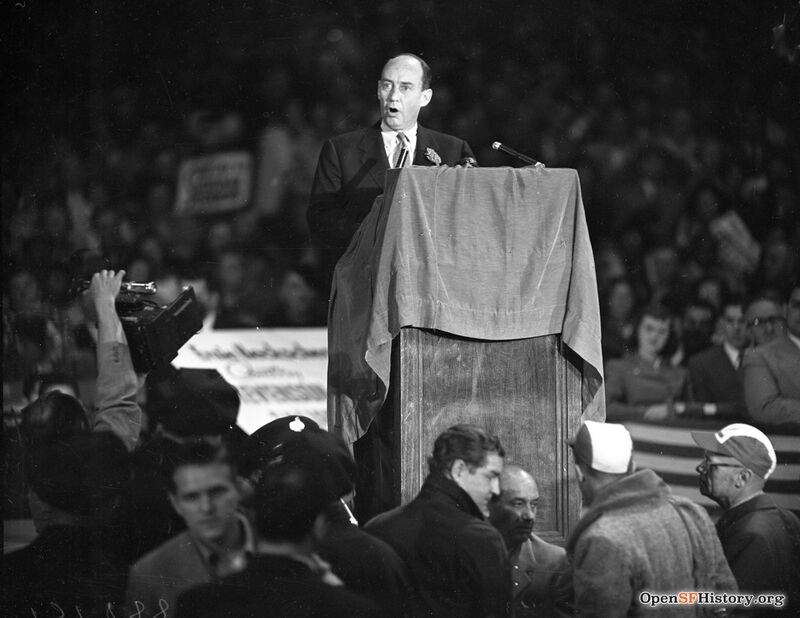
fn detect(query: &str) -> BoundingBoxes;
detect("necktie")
[736,350,743,370]
[394,132,410,168]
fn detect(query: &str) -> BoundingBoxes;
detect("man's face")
[695,452,743,507]
[170,462,241,545]
[745,299,785,346]
[452,452,503,517]
[488,473,539,549]
[720,305,748,350]
[377,56,432,132]
[787,288,800,338]
[637,315,671,358]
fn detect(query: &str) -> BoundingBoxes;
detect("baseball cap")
[569,420,634,474]
[691,423,777,479]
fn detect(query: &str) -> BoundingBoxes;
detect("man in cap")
[693,423,800,615]
[176,420,382,617]
[742,285,800,429]
[238,416,411,616]
[567,420,737,616]
[488,464,573,617]
[365,423,510,618]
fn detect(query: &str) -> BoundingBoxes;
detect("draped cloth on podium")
[327,166,604,449]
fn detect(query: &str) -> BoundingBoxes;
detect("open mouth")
[387,106,399,114]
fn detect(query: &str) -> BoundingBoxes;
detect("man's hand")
[89,270,127,345]
[88,269,126,309]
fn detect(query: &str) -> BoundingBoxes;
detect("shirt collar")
[788,331,800,351]
[191,512,256,565]
[381,123,419,157]
[722,341,742,366]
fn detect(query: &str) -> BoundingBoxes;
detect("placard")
[174,151,253,215]
[172,328,327,434]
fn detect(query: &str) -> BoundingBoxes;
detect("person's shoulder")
[363,504,406,532]
[419,125,469,145]
[688,344,724,368]
[326,125,379,145]
[530,533,567,562]
[130,530,194,573]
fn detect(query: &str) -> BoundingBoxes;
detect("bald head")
[489,464,540,550]
[744,297,786,346]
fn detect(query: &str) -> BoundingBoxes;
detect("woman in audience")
[605,303,690,422]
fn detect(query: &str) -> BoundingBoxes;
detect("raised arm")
[89,269,142,451]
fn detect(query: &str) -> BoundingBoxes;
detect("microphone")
[491,142,544,167]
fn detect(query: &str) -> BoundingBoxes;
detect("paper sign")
[174,151,253,215]
[172,328,328,434]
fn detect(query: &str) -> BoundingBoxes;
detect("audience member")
[742,285,800,429]
[488,464,572,617]
[687,296,749,419]
[567,421,737,616]
[2,432,131,616]
[124,438,254,617]
[678,296,717,362]
[604,304,690,422]
[176,422,382,618]
[693,423,800,615]
[365,424,510,618]
[744,294,787,348]
[238,416,411,616]
[599,276,638,360]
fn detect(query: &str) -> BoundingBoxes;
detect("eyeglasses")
[697,458,744,473]
[746,316,785,328]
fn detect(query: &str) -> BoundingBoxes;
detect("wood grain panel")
[396,327,582,543]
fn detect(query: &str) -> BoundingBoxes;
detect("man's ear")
[449,458,466,480]
[421,88,433,108]
[168,492,180,515]
[311,511,329,543]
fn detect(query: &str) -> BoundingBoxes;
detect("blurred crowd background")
[4,0,799,409]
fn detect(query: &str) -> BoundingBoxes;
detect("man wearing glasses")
[693,423,800,616]
[742,286,800,429]
[743,295,786,347]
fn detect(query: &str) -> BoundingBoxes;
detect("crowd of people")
[2,279,798,615]
[4,2,800,616]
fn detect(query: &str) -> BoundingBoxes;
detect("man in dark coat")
[693,423,800,616]
[365,424,510,618]
[688,297,749,419]
[307,53,475,274]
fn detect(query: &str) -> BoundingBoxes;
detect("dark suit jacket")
[687,344,747,418]
[742,336,800,429]
[715,494,800,616]
[1,525,129,618]
[365,473,511,618]
[307,123,474,255]
[176,554,382,618]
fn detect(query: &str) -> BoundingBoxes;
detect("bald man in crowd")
[488,465,573,617]
[742,285,800,429]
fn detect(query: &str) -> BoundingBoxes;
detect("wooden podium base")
[391,327,583,544]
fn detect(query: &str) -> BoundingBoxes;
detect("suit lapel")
[414,125,439,166]
[360,123,390,188]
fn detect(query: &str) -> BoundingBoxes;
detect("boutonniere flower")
[425,148,442,165]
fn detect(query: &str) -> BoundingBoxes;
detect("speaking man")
[307,53,475,273]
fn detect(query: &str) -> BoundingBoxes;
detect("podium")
[327,166,604,543]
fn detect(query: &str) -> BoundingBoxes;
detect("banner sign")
[172,328,328,434]
[174,151,253,215]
